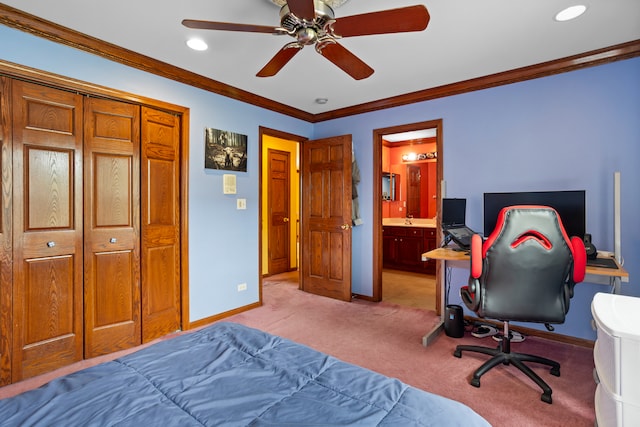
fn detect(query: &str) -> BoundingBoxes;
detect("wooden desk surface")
[422,247,470,262]
[422,247,629,278]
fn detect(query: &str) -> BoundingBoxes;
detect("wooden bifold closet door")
[140,107,181,343]
[7,80,181,382]
[11,80,85,380]
[83,97,141,358]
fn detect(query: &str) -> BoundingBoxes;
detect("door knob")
[283,217,289,222]
[340,223,352,230]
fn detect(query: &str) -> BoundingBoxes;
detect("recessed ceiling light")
[555,5,587,22]
[315,98,328,104]
[186,38,208,51]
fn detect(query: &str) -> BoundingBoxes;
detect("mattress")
[0,322,490,426]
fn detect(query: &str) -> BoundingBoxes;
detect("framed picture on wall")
[204,128,248,172]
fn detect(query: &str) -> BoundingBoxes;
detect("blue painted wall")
[0,26,313,322]
[315,57,640,340]
[2,25,638,340]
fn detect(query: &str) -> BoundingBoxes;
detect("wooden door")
[407,165,421,217]
[300,135,352,301]
[83,98,141,357]
[268,149,290,275]
[0,77,12,385]
[11,81,84,380]
[140,107,181,342]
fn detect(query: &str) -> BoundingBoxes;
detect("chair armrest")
[570,236,586,284]
[470,234,483,279]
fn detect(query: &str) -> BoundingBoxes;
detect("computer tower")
[444,304,464,338]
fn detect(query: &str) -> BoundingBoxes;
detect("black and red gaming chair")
[453,205,586,404]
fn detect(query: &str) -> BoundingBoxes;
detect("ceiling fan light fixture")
[186,38,208,51]
[554,5,587,22]
[297,27,318,44]
[269,0,350,8]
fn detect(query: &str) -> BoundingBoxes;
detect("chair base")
[453,340,560,404]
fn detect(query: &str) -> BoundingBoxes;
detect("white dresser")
[592,292,640,427]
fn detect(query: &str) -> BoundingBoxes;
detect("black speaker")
[584,233,597,260]
[444,304,464,338]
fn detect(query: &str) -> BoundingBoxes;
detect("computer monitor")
[483,190,586,239]
[442,198,466,228]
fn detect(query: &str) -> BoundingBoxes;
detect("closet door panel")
[11,81,83,380]
[141,107,180,342]
[84,98,140,358]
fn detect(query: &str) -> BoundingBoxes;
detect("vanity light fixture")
[554,5,587,22]
[186,38,208,51]
[403,153,417,162]
[402,151,437,162]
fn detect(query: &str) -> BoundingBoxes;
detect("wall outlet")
[237,198,247,210]
[237,283,247,292]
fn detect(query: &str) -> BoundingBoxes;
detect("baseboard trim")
[187,302,262,330]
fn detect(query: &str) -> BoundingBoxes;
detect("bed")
[0,322,490,426]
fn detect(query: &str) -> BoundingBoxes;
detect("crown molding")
[0,3,315,122]
[313,39,640,122]
[1,4,638,124]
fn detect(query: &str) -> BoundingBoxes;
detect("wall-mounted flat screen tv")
[483,190,586,239]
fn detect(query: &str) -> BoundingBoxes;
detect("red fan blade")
[316,41,374,80]
[330,5,430,37]
[256,43,303,77]
[286,0,316,21]
[182,19,280,34]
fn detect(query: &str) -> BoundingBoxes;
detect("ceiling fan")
[182,0,430,80]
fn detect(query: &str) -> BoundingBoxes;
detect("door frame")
[258,127,306,295]
[372,119,444,314]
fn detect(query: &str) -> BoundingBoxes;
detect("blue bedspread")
[0,322,490,426]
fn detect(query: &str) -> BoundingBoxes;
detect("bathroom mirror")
[382,172,399,201]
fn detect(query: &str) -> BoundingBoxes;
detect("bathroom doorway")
[373,120,444,314]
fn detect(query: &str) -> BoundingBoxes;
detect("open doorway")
[373,120,444,314]
[259,127,305,287]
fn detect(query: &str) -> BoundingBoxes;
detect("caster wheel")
[550,366,560,377]
[470,378,480,388]
[541,392,552,404]
[453,349,461,358]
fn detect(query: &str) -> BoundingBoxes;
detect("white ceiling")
[3,0,639,115]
